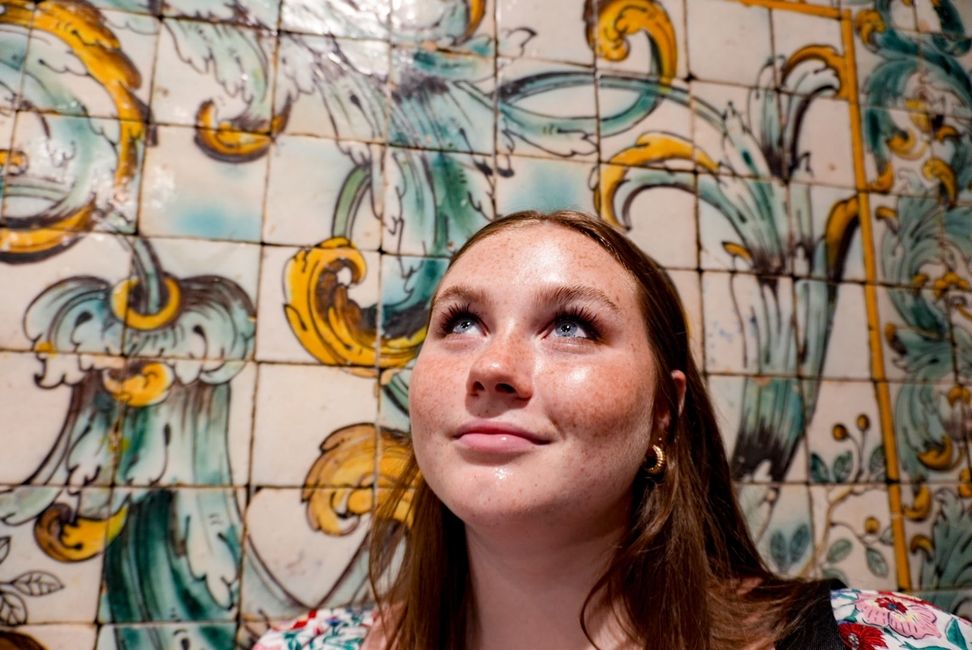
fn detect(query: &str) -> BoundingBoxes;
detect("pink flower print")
[855,592,939,639]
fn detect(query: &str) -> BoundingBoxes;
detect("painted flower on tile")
[837,622,888,650]
[854,592,940,639]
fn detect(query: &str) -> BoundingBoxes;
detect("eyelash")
[434,303,603,341]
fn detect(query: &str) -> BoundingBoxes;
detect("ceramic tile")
[22,10,159,120]
[901,484,972,592]
[698,177,789,273]
[876,285,955,383]
[379,368,412,433]
[869,191,954,289]
[121,236,259,362]
[593,0,688,81]
[790,183,864,281]
[275,35,389,143]
[390,48,495,155]
[496,155,597,216]
[497,0,593,65]
[915,0,971,35]
[772,11,843,94]
[4,625,97,649]
[139,124,267,242]
[796,281,872,380]
[383,148,495,257]
[150,20,275,129]
[739,484,813,578]
[392,0,496,56]
[861,106,936,196]
[112,360,256,487]
[691,81,782,179]
[888,381,970,483]
[162,0,279,28]
[598,166,697,269]
[853,11,926,112]
[805,379,885,483]
[928,115,972,205]
[0,350,123,487]
[86,0,155,12]
[0,15,29,114]
[280,0,391,39]
[954,295,972,384]
[378,253,448,375]
[96,623,239,648]
[0,231,131,355]
[251,363,378,487]
[708,374,808,483]
[598,78,693,170]
[666,269,704,368]
[255,244,382,364]
[686,0,774,87]
[4,113,145,235]
[786,96,856,189]
[810,484,898,590]
[265,136,384,249]
[98,487,245,623]
[496,57,597,160]
[242,487,371,618]
[702,271,796,376]
[0,486,108,624]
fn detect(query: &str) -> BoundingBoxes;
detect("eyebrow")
[430,284,621,315]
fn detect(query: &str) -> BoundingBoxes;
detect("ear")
[655,370,687,433]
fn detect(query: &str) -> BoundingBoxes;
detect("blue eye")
[450,315,478,334]
[552,315,593,339]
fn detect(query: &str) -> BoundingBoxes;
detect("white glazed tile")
[598,78,693,169]
[281,0,391,39]
[772,10,843,90]
[0,15,30,112]
[888,381,969,483]
[698,177,788,272]
[496,155,597,216]
[787,96,856,189]
[876,285,954,382]
[861,107,933,196]
[251,364,378,487]
[805,379,885,483]
[744,484,814,578]
[790,182,864,281]
[140,125,267,242]
[392,0,496,54]
[687,0,774,87]
[668,269,703,368]
[162,0,279,28]
[264,135,383,249]
[594,0,688,81]
[497,0,594,65]
[796,281,872,380]
[914,0,970,34]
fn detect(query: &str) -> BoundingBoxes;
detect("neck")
[464,516,631,650]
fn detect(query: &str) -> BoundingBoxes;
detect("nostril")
[496,382,516,394]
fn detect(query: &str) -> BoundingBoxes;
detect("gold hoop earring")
[644,444,667,477]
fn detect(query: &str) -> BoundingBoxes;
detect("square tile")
[392,0,496,55]
[702,271,796,375]
[251,364,378,487]
[379,368,412,433]
[281,0,391,39]
[810,484,897,590]
[497,57,597,160]
[666,270,703,368]
[22,10,159,120]
[0,350,123,487]
[772,11,843,89]
[796,281,872,379]
[902,484,972,591]
[151,20,275,130]
[805,379,884,483]
[265,136,384,249]
[876,285,955,383]
[0,486,109,624]
[862,106,934,196]
[383,148,495,257]
[379,253,449,364]
[139,125,267,242]
[593,0,688,81]
[242,486,371,618]
[915,0,971,35]
[162,0,279,28]
[0,231,131,355]
[889,381,970,483]
[112,360,256,487]
[4,113,145,235]
[954,295,972,384]
[708,374,808,482]
[99,487,244,623]
[790,183,864,281]
[497,0,593,65]
[255,244,382,364]
[497,155,597,216]
[869,191,951,289]
[687,0,773,87]
[121,236,260,362]
[275,35,389,143]
[599,166,696,269]
[0,11,31,112]
[390,48,495,155]
[739,484,813,578]
[786,95,856,188]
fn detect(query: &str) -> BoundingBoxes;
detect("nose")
[466,332,533,401]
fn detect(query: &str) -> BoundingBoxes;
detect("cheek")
[407,351,459,448]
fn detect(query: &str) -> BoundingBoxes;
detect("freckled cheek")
[408,353,464,439]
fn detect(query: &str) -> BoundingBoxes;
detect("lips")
[453,421,550,454]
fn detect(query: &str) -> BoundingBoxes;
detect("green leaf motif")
[866,547,890,578]
[811,453,831,483]
[946,618,970,650]
[827,538,853,564]
[833,450,854,483]
[868,445,886,480]
[789,523,811,565]
[770,530,789,572]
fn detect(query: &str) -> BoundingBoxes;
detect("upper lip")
[454,421,550,444]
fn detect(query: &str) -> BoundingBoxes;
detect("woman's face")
[409,223,665,533]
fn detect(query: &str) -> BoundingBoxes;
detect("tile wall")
[1,0,971,646]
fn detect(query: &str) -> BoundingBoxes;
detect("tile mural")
[1,0,972,645]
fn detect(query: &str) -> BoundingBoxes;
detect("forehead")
[440,222,641,302]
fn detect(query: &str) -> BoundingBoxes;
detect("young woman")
[256,211,972,649]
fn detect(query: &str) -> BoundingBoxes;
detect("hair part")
[369,210,819,650]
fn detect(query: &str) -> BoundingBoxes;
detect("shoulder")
[831,587,972,649]
[253,606,375,650]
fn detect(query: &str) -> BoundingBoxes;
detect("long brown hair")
[369,210,819,649]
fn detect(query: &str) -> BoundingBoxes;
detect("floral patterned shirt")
[254,589,972,649]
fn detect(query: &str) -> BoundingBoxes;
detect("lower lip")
[455,433,541,454]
